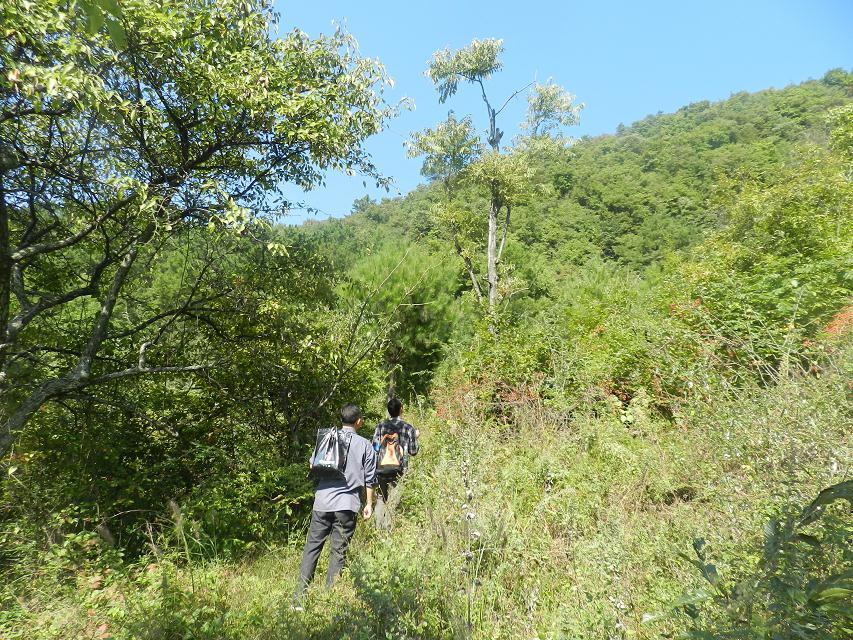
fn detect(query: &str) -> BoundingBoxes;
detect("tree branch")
[73,222,155,380]
[3,239,120,354]
[106,296,225,341]
[87,364,209,386]
[9,263,29,309]
[494,81,535,117]
[0,173,10,380]
[451,226,483,304]
[11,200,128,262]
[140,58,192,162]
[0,106,74,125]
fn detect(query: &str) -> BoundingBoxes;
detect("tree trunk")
[482,85,501,311]
[487,191,499,311]
[488,105,500,151]
[0,173,10,384]
[451,229,483,304]
[497,204,511,265]
[0,224,152,459]
[387,366,397,399]
[0,375,74,458]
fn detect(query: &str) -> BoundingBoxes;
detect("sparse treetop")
[522,81,585,137]
[426,39,504,103]
[407,112,483,188]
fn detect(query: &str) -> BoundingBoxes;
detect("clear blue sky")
[272,0,852,223]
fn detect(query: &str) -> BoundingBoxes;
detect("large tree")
[0,0,396,458]
[418,39,581,311]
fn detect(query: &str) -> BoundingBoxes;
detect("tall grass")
[2,344,850,639]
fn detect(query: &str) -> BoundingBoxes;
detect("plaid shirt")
[372,417,419,471]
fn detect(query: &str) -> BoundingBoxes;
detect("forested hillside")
[294,71,852,398]
[301,69,850,268]
[1,1,851,638]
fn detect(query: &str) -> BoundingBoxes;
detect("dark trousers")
[297,510,357,592]
[377,470,403,502]
[375,470,403,531]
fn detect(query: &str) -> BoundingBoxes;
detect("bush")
[678,113,852,375]
[664,482,852,639]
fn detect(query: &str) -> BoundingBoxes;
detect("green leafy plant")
[665,481,853,639]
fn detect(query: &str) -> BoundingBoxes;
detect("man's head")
[340,403,362,426]
[387,397,402,418]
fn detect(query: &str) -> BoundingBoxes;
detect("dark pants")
[297,510,357,592]
[377,470,403,502]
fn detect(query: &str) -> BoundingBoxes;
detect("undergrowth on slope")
[2,344,849,639]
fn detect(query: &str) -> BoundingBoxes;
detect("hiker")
[371,397,419,528]
[295,403,376,599]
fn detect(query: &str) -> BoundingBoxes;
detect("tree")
[0,0,396,458]
[679,107,853,374]
[420,39,581,311]
[521,81,584,139]
[407,112,484,301]
[407,112,482,197]
[342,242,461,397]
[464,149,533,305]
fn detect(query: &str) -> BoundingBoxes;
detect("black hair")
[340,403,362,425]
[387,397,402,418]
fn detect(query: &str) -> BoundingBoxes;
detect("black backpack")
[309,427,353,481]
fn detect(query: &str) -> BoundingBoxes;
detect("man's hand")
[364,486,375,519]
[415,429,420,438]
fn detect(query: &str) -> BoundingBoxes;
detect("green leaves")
[464,149,533,208]
[77,0,126,49]
[807,570,853,608]
[80,0,104,33]
[103,12,126,49]
[678,112,853,371]
[522,81,584,137]
[341,241,462,396]
[0,0,403,493]
[799,480,853,527]
[426,38,504,103]
[407,112,482,188]
[678,538,722,590]
[669,480,853,638]
[828,103,853,157]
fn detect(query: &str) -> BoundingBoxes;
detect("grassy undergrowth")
[2,351,850,639]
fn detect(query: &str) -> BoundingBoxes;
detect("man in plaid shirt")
[371,398,419,526]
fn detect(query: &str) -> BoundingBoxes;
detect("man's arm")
[371,423,382,452]
[362,443,377,519]
[406,422,419,456]
[363,486,374,519]
[364,442,378,487]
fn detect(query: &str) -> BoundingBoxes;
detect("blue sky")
[272,0,852,223]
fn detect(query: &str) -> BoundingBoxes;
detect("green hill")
[297,70,851,270]
[291,71,852,399]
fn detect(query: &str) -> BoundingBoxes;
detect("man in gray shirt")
[296,403,377,597]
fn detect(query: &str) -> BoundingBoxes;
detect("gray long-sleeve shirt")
[313,428,377,513]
